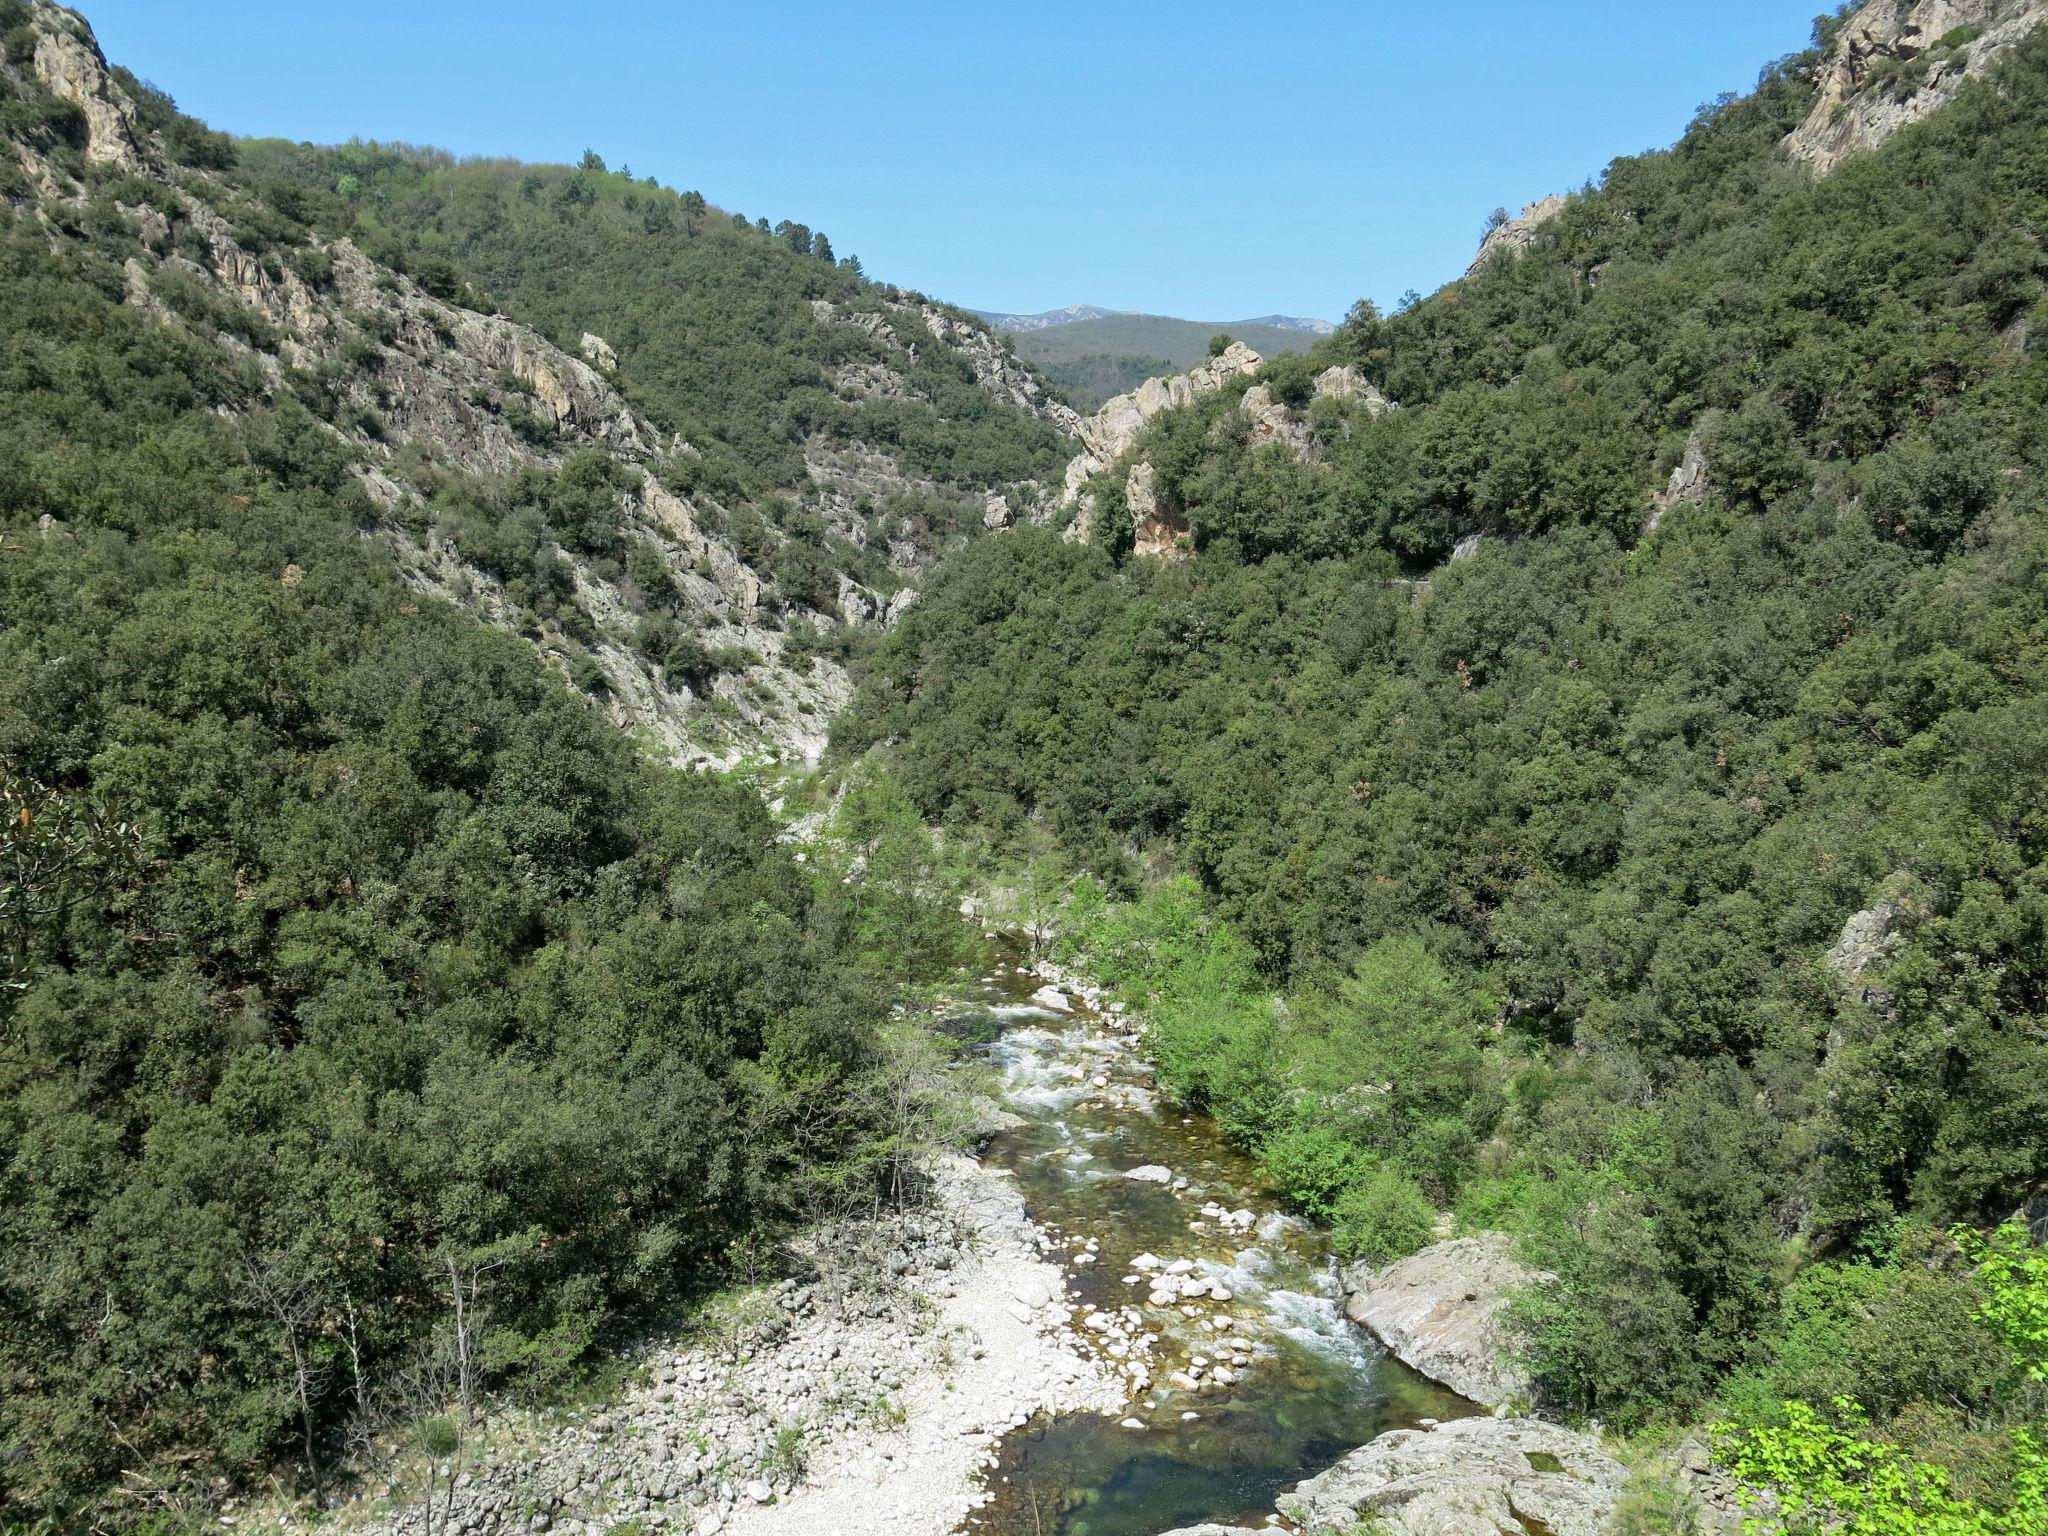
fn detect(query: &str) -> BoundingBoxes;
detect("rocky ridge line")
[1783,0,2048,174]
[1055,344,1393,556]
[13,2,1078,769]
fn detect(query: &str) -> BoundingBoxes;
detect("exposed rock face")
[1824,870,1923,1008]
[1158,1416,1625,1536]
[5,5,827,767]
[1125,460,1188,559]
[1060,349,1392,554]
[916,302,1083,427]
[1240,365,1394,458]
[1784,0,2048,174]
[809,296,1080,432]
[1340,1233,1549,1408]
[1059,341,1265,510]
[579,330,618,370]
[30,5,144,171]
[1646,426,1709,533]
[1468,194,1565,275]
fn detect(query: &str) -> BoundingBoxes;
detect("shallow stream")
[950,957,1468,1536]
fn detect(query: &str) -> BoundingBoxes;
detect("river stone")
[1341,1232,1550,1408]
[1013,1275,1052,1308]
[1156,1417,1624,1536]
[1123,1165,1174,1184]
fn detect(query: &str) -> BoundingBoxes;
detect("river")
[945,955,1469,1536]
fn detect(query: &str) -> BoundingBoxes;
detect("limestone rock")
[1646,426,1709,533]
[30,6,146,172]
[1341,1232,1550,1408]
[580,332,619,371]
[1312,363,1394,413]
[1783,0,2048,175]
[1468,195,1565,275]
[1059,343,1265,511]
[1300,1416,1623,1536]
[1154,1418,1623,1536]
[1126,460,1188,560]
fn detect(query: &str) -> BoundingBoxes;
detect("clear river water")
[947,957,1469,1536]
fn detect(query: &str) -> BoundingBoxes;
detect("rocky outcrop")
[915,302,1082,427]
[1824,870,1923,1008]
[809,296,1080,432]
[1059,341,1265,510]
[1340,1233,1549,1408]
[1646,426,1709,533]
[1784,0,2048,174]
[1468,195,1565,275]
[3,3,878,771]
[1159,1416,1625,1536]
[1061,349,1391,555]
[1239,365,1394,458]
[29,5,145,171]
[1126,459,1188,560]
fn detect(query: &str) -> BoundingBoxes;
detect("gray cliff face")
[1340,1232,1550,1410]
[9,3,1065,769]
[1783,0,2048,173]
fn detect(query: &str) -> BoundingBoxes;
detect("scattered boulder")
[1341,1232,1550,1408]
[1156,1417,1623,1536]
[1123,1165,1174,1184]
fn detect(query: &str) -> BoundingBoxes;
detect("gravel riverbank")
[292,1149,1119,1536]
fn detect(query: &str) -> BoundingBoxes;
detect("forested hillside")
[237,140,1078,513]
[0,3,976,1525]
[839,2,2048,1498]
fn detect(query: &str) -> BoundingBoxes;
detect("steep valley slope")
[5,1,2048,1534]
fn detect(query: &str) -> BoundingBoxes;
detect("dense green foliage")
[838,16,2048,1481]
[232,138,1073,507]
[0,153,926,1527]
[1032,350,1180,411]
[1718,1222,2048,1534]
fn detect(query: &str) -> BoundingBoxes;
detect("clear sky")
[80,0,1824,324]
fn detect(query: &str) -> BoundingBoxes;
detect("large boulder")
[1342,1232,1549,1408]
[1157,1416,1625,1536]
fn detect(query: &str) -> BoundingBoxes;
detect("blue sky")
[82,1,1824,323]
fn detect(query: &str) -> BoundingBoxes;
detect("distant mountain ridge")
[973,304,1334,336]
[976,306,1335,409]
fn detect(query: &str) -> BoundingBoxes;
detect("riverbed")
[955,957,1468,1536]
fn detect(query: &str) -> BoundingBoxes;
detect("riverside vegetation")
[836,6,2048,1529]
[1,0,2046,1533]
